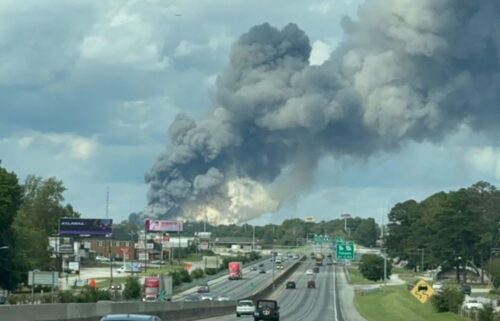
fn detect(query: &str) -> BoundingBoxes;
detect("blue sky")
[1,0,499,225]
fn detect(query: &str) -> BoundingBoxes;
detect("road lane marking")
[333,266,338,321]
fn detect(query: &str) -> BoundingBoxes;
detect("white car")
[306,269,313,275]
[95,256,110,262]
[236,300,255,317]
[463,299,483,310]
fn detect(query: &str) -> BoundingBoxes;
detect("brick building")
[88,229,138,261]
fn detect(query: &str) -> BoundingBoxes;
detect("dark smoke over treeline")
[145,0,500,224]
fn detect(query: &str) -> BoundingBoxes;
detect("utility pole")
[252,225,255,251]
[421,248,425,273]
[382,213,387,289]
[106,187,113,286]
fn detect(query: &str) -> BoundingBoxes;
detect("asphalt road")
[195,261,367,321]
[173,257,297,302]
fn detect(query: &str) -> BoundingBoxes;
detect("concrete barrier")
[0,258,304,321]
[0,300,235,321]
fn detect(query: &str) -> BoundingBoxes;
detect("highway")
[194,260,367,321]
[173,257,297,301]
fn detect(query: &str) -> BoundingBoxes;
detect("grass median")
[354,286,467,321]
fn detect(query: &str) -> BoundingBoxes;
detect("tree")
[358,254,391,282]
[352,218,379,247]
[13,176,80,272]
[485,259,500,289]
[123,276,141,300]
[0,164,24,290]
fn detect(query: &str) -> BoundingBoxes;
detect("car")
[461,284,472,295]
[254,299,280,321]
[236,299,255,317]
[293,255,299,259]
[463,299,483,310]
[200,294,213,301]
[110,284,122,291]
[306,269,313,275]
[0,295,6,304]
[259,263,265,267]
[142,296,157,302]
[184,293,202,302]
[276,264,283,270]
[307,280,316,288]
[285,281,296,289]
[259,269,266,274]
[197,283,210,293]
[95,256,111,262]
[250,266,257,271]
[100,314,162,321]
[215,295,231,302]
[313,267,320,273]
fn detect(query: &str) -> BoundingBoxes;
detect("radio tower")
[106,187,109,218]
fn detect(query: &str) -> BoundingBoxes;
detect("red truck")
[143,276,160,302]
[228,261,243,280]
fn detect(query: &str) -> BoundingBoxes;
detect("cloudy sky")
[1,0,499,225]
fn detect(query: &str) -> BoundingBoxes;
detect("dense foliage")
[122,276,141,300]
[431,286,464,313]
[385,182,500,281]
[358,254,391,281]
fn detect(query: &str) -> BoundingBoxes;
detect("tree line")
[0,163,80,290]
[385,181,500,283]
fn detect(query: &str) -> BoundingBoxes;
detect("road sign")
[314,235,330,245]
[28,271,58,286]
[336,241,354,260]
[410,279,434,304]
[335,236,345,244]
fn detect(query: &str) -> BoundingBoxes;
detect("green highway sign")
[314,234,330,245]
[335,236,345,244]
[336,241,355,260]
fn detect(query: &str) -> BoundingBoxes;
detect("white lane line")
[333,266,338,321]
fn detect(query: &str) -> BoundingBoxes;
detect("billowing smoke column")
[146,0,500,224]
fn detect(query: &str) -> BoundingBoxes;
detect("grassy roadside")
[354,285,467,321]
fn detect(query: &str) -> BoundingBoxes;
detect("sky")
[1,0,499,226]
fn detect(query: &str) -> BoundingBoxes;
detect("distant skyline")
[1,0,499,226]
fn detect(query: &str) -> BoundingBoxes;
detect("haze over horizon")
[1,0,500,226]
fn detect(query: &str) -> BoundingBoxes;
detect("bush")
[122,276,141,300]
[204,268,217,275]
[191,268,204,279]
[359,254,391,282]
[431,286,464,313]
[169,271,182,287]
[58,290,76,303]
[179,269,192,283]
[478,304,497,321]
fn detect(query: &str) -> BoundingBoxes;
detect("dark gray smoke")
[145,0,500,224]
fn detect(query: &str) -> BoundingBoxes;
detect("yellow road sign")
[410,279,434,304]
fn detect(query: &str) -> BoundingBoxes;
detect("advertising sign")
[68,261,80,272]
[59,218,113,237]
[28,271,58,286]
[145,219,183,233]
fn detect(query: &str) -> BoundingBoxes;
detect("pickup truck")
[236,300,255,317]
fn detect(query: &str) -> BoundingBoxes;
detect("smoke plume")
[145,0,500,224]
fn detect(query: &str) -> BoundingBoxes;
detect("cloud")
[309,40,332,65]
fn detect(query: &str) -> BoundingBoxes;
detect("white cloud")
[466,147,500,179]
[308,2,333,15]
[309,40,332,65]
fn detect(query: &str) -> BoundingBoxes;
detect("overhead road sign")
[336,241,355,260]
[410,279,434,304]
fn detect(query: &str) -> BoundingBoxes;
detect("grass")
[355,285,468,321]
[347,267,377,285]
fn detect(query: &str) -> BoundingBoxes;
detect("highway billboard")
[59,218,113,237]
[145,219,183,233]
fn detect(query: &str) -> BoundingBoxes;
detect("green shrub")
[478,304,497,321]
[58,290,76,303]
[358,254,391,282]
[191,268,204,279]
[179,269,192,283]
[204,268,217,275]
[431,286,464,313]
[169,271,182,287]
[122,276,141,300]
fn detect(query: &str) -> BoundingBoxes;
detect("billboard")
[304,216,316,223]
[28,271,58,286]
[59,218,113,237]
[145,219,183,233]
